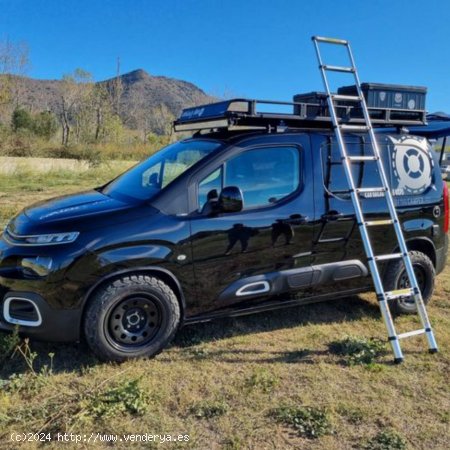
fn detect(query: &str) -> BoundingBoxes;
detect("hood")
[8,190,153,235]
[24,190,131,223]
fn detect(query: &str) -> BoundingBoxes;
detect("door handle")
[284,214,309,225]
[321,210,344,221]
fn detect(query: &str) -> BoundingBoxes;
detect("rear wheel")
[84,274,180,362]
[383,250,435,315]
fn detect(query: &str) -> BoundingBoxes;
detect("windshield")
[103,140,221,201]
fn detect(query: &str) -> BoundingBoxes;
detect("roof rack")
[174,87,427,133]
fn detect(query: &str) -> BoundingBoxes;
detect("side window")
[321,137,381,196]
[225,146,300,209]
[198,167,223,209]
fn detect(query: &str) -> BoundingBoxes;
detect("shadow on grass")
[0,295,379,376]
[0,340,97,379]
[174,295,380,348]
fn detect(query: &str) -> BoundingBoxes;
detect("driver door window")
[198,146,301,210]
[225,146,300,208]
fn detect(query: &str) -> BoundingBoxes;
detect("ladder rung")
[313,36,348,45]
[385,288,414,300]
[365,219,394,226]
[346,156,378,162]
[321,64,355,73]
[332,94,361,102]
[397,329,426,340]
[317,237,346,244]
[339,124,370,132]
[356,187,386,194]
[373,253,404,261]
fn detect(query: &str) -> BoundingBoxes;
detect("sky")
[1,0,450,112]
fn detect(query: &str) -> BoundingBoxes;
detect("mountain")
[102,69,215,128]
[2,69,214,128]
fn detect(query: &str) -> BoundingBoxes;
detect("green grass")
[0,158,134,228]
[0,159,449,449]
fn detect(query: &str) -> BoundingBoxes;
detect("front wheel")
[383,250,435,315]
[84,275,180,362]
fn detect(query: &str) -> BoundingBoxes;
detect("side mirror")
[219,186,243,213]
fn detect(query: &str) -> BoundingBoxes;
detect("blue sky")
[1,0,449,112]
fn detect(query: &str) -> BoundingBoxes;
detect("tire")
[383,250,435,315]
[84,274,180,362]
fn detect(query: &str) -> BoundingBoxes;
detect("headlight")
[23,232,79,245]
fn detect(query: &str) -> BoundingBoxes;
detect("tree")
[148,104,174,137]
[109,56,123,117]
[32,111,58,139]
[57,68,93,145]
[0,38,29,122]
[11,108,33,131]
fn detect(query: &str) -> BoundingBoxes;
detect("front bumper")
[0,233,87,342]
[0,291,82,342]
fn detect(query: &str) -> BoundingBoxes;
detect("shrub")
[245,368,278,393]
[0,328,20,364]
[189,399,229,419]
[84,379,150,418]
[11,108,33,131]
[270,405,332,439]
[337,405,365,424]
[363,429,407,450]
[32,111,58,140]
[329,336,386,365]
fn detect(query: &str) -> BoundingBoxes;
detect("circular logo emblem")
[433,206,441,218]
[391,137,433,194]
[379,91,386,102]
[408,99,416,110]
[394,93,403,103]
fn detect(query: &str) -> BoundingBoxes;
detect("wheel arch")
[80,266,187,330]
[405,237,436,268]
[387,237,437,280]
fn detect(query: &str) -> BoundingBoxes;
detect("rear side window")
[321,136,381,196]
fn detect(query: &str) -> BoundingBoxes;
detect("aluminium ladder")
[312,36,438,363]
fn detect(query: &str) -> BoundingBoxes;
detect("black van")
[0,94,448,362]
